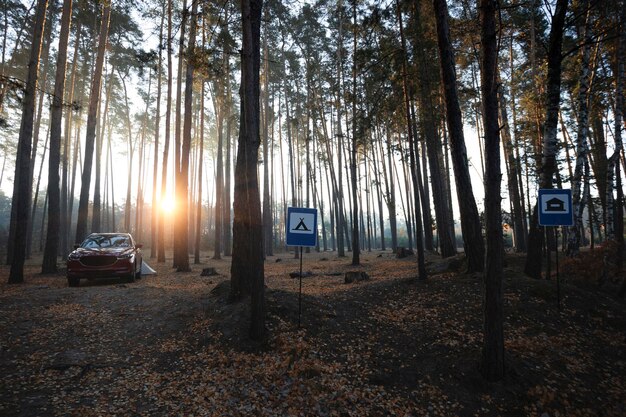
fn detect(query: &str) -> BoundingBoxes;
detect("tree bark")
[413,0,455,257]
[214,88,225,260]
[158,0,174,263]
[230,0,265,341]
[350,0,360,266]
[262,14,273,257]
[335,0,346,258]
[524,0,568,278]
[75,0,111,244]
[61,20,81,256]
[172,0,188,268]
[567,0,592,256]
[479,0,505,382]
[92,64,115,234]
[433,0,484,272]
[195,82,205,264]
[8,0,48,283]
[498,82,526,252]
[385,132,398,251]
[397,0,426,278]
[614,1,626,275]
[151,3,164,259]
[176,0,197,273]
[41,0,72,273]
[223,63,233,257]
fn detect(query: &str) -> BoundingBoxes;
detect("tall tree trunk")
[176,0,197,273]
[158,0,174,263]
[92,64,115,233]
[135,70,151,243]
[74,1,111,244]
[26,17,52,259]
[230,0,265,341]
[262,14,273,257]
[195,19,206,265]
[223,66,233,257]
[413,0,456,257]
[61,20,81,256]
[397,0,425,278]
[195,82,205,264]
[567,1,592,256]
[350,0,360,266]
[172,0,188,268]
[411,102,434,252]
[524,0,568,278]
[120,73,135,233]
[433,0,484,272]
[610,1,625,275]
[8,0,48,283]
[42,0,72,272]
[151,3,164,259]
[498,82,526,252]
[335,0,346,258]
[68,106,83,242]
[214,88,225,260]
[385,131,398,251]
[28,128,49,258]
[223,14,233,258]
[371,136,386,251]
[480,0,504,382]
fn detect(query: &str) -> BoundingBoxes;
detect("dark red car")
[67,233,143,287]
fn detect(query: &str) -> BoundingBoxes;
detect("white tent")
[141,262,157,275]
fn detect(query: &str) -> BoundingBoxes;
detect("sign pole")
[538,189,572,312]
[555,227,561,312]
[286,207,317,329]
[298,246,303,328]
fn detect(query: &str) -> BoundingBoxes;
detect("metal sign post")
[286,207,318,328]
[538,189,572,312]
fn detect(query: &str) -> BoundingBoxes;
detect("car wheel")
[68,277,80,287]
[126,264,136,283]
[135,261,142,280]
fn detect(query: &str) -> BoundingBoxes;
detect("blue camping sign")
[538,189,574,226]
[286,207,318,247]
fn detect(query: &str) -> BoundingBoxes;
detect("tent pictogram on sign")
[293,218,310,231]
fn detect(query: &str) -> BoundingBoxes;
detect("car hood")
[71,247,134,257]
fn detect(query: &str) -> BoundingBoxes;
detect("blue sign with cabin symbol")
[538,189,574,226]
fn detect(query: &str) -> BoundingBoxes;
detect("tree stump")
[289,271,314,279]
[396,247,414,258]
[344,271,369,284]
[201,267,218,277]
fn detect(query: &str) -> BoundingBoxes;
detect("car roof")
[85,233,133,240]
[87,233,132,237]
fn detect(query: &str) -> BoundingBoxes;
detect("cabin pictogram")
[545,197,566,212]
[293,218,310,231]
[538,189,573,226]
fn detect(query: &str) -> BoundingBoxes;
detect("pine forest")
[0,0,625,415]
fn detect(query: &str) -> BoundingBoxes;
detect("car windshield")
[81,235,131,249]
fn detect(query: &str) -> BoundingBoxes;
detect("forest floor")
[0,249,625,417]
